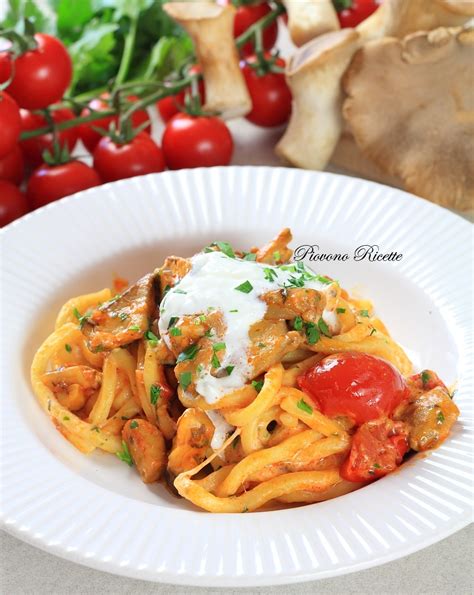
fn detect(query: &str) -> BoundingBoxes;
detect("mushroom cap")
[343,27,474,210]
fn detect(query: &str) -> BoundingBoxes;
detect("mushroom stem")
[282,0,340,47]
[163,2,251,119]
[275,29,359,170]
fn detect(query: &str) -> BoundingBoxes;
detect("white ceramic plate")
[1,167,472,587]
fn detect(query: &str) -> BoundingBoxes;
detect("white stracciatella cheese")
[158,251,339,410]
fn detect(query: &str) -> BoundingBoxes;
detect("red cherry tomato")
[1,33,72,110]
[0,145,24,185]
[340,418,409,482]
[336,0,380,28]
[162,113,233,170]
[157,65,206,123]
[0,180,29,227]
[80,94,151,153]
[0,91,21,158]
[20,108,79,168]
[93,132,165,182]
[241,55,291,127]
[26,161,101,209]
[220,1,278,57]
[298,352,409,425]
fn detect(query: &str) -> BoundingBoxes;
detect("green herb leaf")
[235,280,253,293]
[213,342,226,352]
[252,380,264,392]
[129,325,140,332]
[318,317,332,338]
[118,312,129,321]
[370,328,377,336]
[336,307,346,314]
[305,322,320,345]
[273,250,281,261]
[263,267,278,282]
[176,343,200,362]
[421,371,431,387]
[297,399,313,415]
[150,384,161,405]
[293,316,303,331]
[229,309,238,313]
[144,330,159,346]
[168,316,179,328]
[72,307,90,329]
[179,371,192,390]
[63,416,70,421]
[130,420,139,429]
[243,252,257,261]
[169,327,182,336]
[65,343,72,352]
[225,365,235,376]
[174,288,187,294]
[116,440,133,467]
[213,241,235,259]
[359,310,370,318]
[211,353,220,369]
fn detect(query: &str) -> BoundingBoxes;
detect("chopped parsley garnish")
[293,316,303,331]
[176,343,200,362]
[225,365,235,376]
[305,322,320,345]
[318,318,332,338]
[257,342,266,349]
[243,252,257,261]
[273,250,281,261]
[213,241,235,259]
[199,314,207,323]
[316,275,332,285]
[373,463,381,469]
[370,328,377,336]
[168,316,179,328]
[174,288,187,294]
[286,275,305,288]
[263,267,278,282]
[436,410,445,425]
[65,343,72,352]
[162,284,171,296]
[150,385,161,405]
[421,370,431,387]
[72,307,90,329]
[93,344,105,353]
[297,399,313,415]
[204,329,213,337]
[129,325,140,332]
[336,307,346,314]
[235,280,253,293]
[359,310,370,318]
[144,330,159,346]
[252,380,264,392]
[130,420,139,429]
[118,312,128,321]
[229,309,238,313]
[169,327,182,337]
[116,441,133,466]
[63,416,70,421]
[179,371,192,390]
[213,342,226,352]
[211,353,220,368]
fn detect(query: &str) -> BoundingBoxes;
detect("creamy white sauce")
[158,252,338,404]
[206,410,234,450]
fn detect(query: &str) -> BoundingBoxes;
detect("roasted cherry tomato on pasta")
[80,94,151,153]
[340,417,409,482]
[334,0,380,28]
[0,180,29,227]
[1,33,72,110]
[298,352,409,425]
[162,113,233,169]
[20,108,79,168]
[241,55,292,127]
[220,0,278,57]
[93,132,165,182]
[0,145,24,185]
[0,91,21,159]
[26,161,101,209]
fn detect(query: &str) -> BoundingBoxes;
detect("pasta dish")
[31,229,459,512]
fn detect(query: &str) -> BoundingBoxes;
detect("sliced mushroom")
[163,2,251,118]
[276,29,360,170]
[343,26,474,209]
[282,0,340,47]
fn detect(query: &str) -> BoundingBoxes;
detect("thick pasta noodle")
[30,229,459,512]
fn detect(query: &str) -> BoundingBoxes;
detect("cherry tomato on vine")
[19,108,79,168]
[241,55,291,127]
[1,34,72,110]
[0,180,29,227]
[340,417,409,482]
[162,114,233,170]
[26,161,101,209]
[0,91,21,159]
[80,94,151,153]
[220,0,278,57]
[334,0,380,28]
[298,352,409,425]
[0,145,24,185]
[157,65,205,123]
[93,132,165,182]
